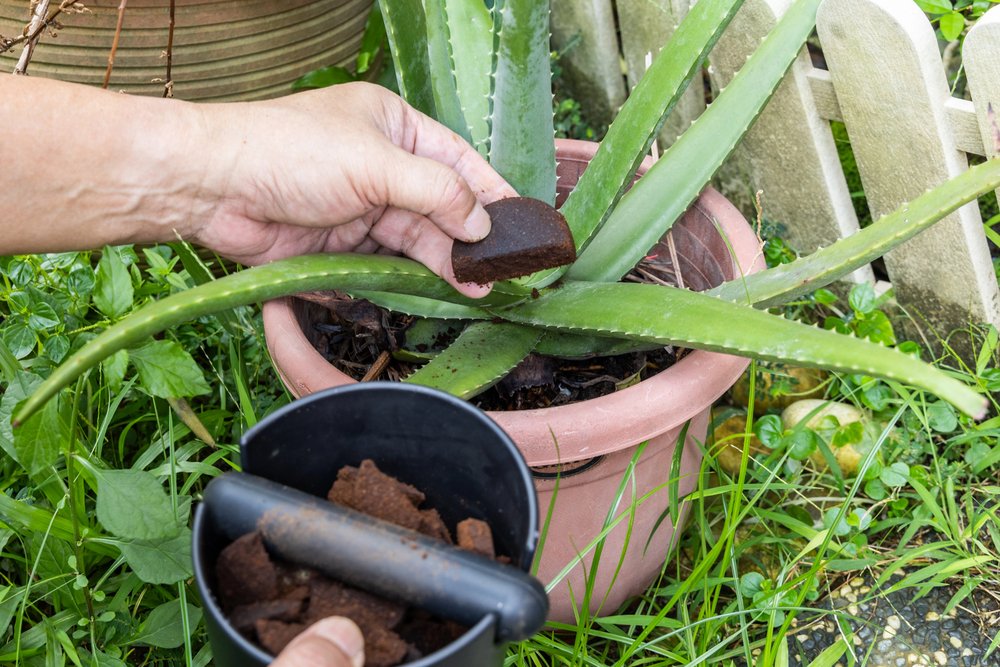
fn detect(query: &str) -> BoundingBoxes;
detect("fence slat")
[709,0,872,284]
[549,0,626,127]
[964,5,1000,212]
[617,0,706,147]
[817,0,999,353]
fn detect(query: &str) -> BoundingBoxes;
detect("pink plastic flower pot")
[261,138,764,624]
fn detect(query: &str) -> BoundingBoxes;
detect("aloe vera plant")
[15,0,1000,427]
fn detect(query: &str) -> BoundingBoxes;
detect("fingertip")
[457,280,493,299]
[311,618,365,667]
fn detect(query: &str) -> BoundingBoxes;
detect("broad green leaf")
[848,282,875,314]
[44,335,70,363]
[27,301,59,330]
[66,265,95,299]
[824,507,850,536]
[127,600,202,649]
[0,371,43,461]
[16,254,528,425]
[13,396,65,477]
[380,0,437,116]
[740,572,765,597]
[787,428,819,460]
[526,0,744,287]
[488,0,557,203]
[939,11,965,39]
[0,337,21,382]
[535,331,661,358]
[129,340,210,399]
[569,0,821,282]
[290,66,357,91]
[927,403,958,432]
[95,468,180,540]
[117,527,193,584]
[103,349,128,394]
[3,322,35,359]
[93,246,134,320]
[424,0,472,142]
[442,0,493,153]
[754,415,784,449]
[708,158,1000,307]
[880,462,909,487]
[914,0,953,12]
[494,281,987,417]
[405,321,541,398]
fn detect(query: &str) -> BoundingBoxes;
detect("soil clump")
[215,460,503,665]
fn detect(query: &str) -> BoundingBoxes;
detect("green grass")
[0,243,998,666]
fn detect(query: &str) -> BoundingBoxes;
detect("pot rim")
[261,138,765,466]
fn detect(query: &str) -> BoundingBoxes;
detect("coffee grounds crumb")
[217,532,277,610]
[457,519,495,559]
[218,461,505,665]
[230,600,303,636]
[256,620,306,654]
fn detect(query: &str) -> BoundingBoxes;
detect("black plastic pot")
[192,382,541,667]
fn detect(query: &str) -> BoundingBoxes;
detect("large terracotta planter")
[0,0,374,101]
[261,138,765,624]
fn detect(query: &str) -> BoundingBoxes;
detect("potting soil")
[215,460,503,666]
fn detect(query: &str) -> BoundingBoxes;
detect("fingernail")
[464,202,491,241]
[313,618,365,667]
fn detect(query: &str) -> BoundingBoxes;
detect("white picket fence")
[585,0,1000,354]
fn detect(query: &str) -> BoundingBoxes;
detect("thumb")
[379,145,494,243]
[271,617,365,667]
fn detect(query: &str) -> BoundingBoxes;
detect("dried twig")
[360,350,391,382]
[12,0,52,75]
[162,0,175,98]
[101,0,127,89]
[3,0,87,56]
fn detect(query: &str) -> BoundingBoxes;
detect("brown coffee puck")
[452,197,576,285]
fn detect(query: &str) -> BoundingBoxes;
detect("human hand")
[191,82,517,297]
[271,617,365,667]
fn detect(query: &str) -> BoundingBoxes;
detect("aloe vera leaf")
[402,317,468,351]
[707,157,1000,308]
[488,0,557,203]
[441,0,493,155]
[423,0,472,142]
[535,332,663,359]
[517,0,745,289]
[399,328,661,361]
[568,0,821,283]
[14,255,526,426]
[380,0,437,117]
[494,281,987,417]
[404,321,542,398]
[349,290,492,319]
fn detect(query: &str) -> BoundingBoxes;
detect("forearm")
[0,75,221,255]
